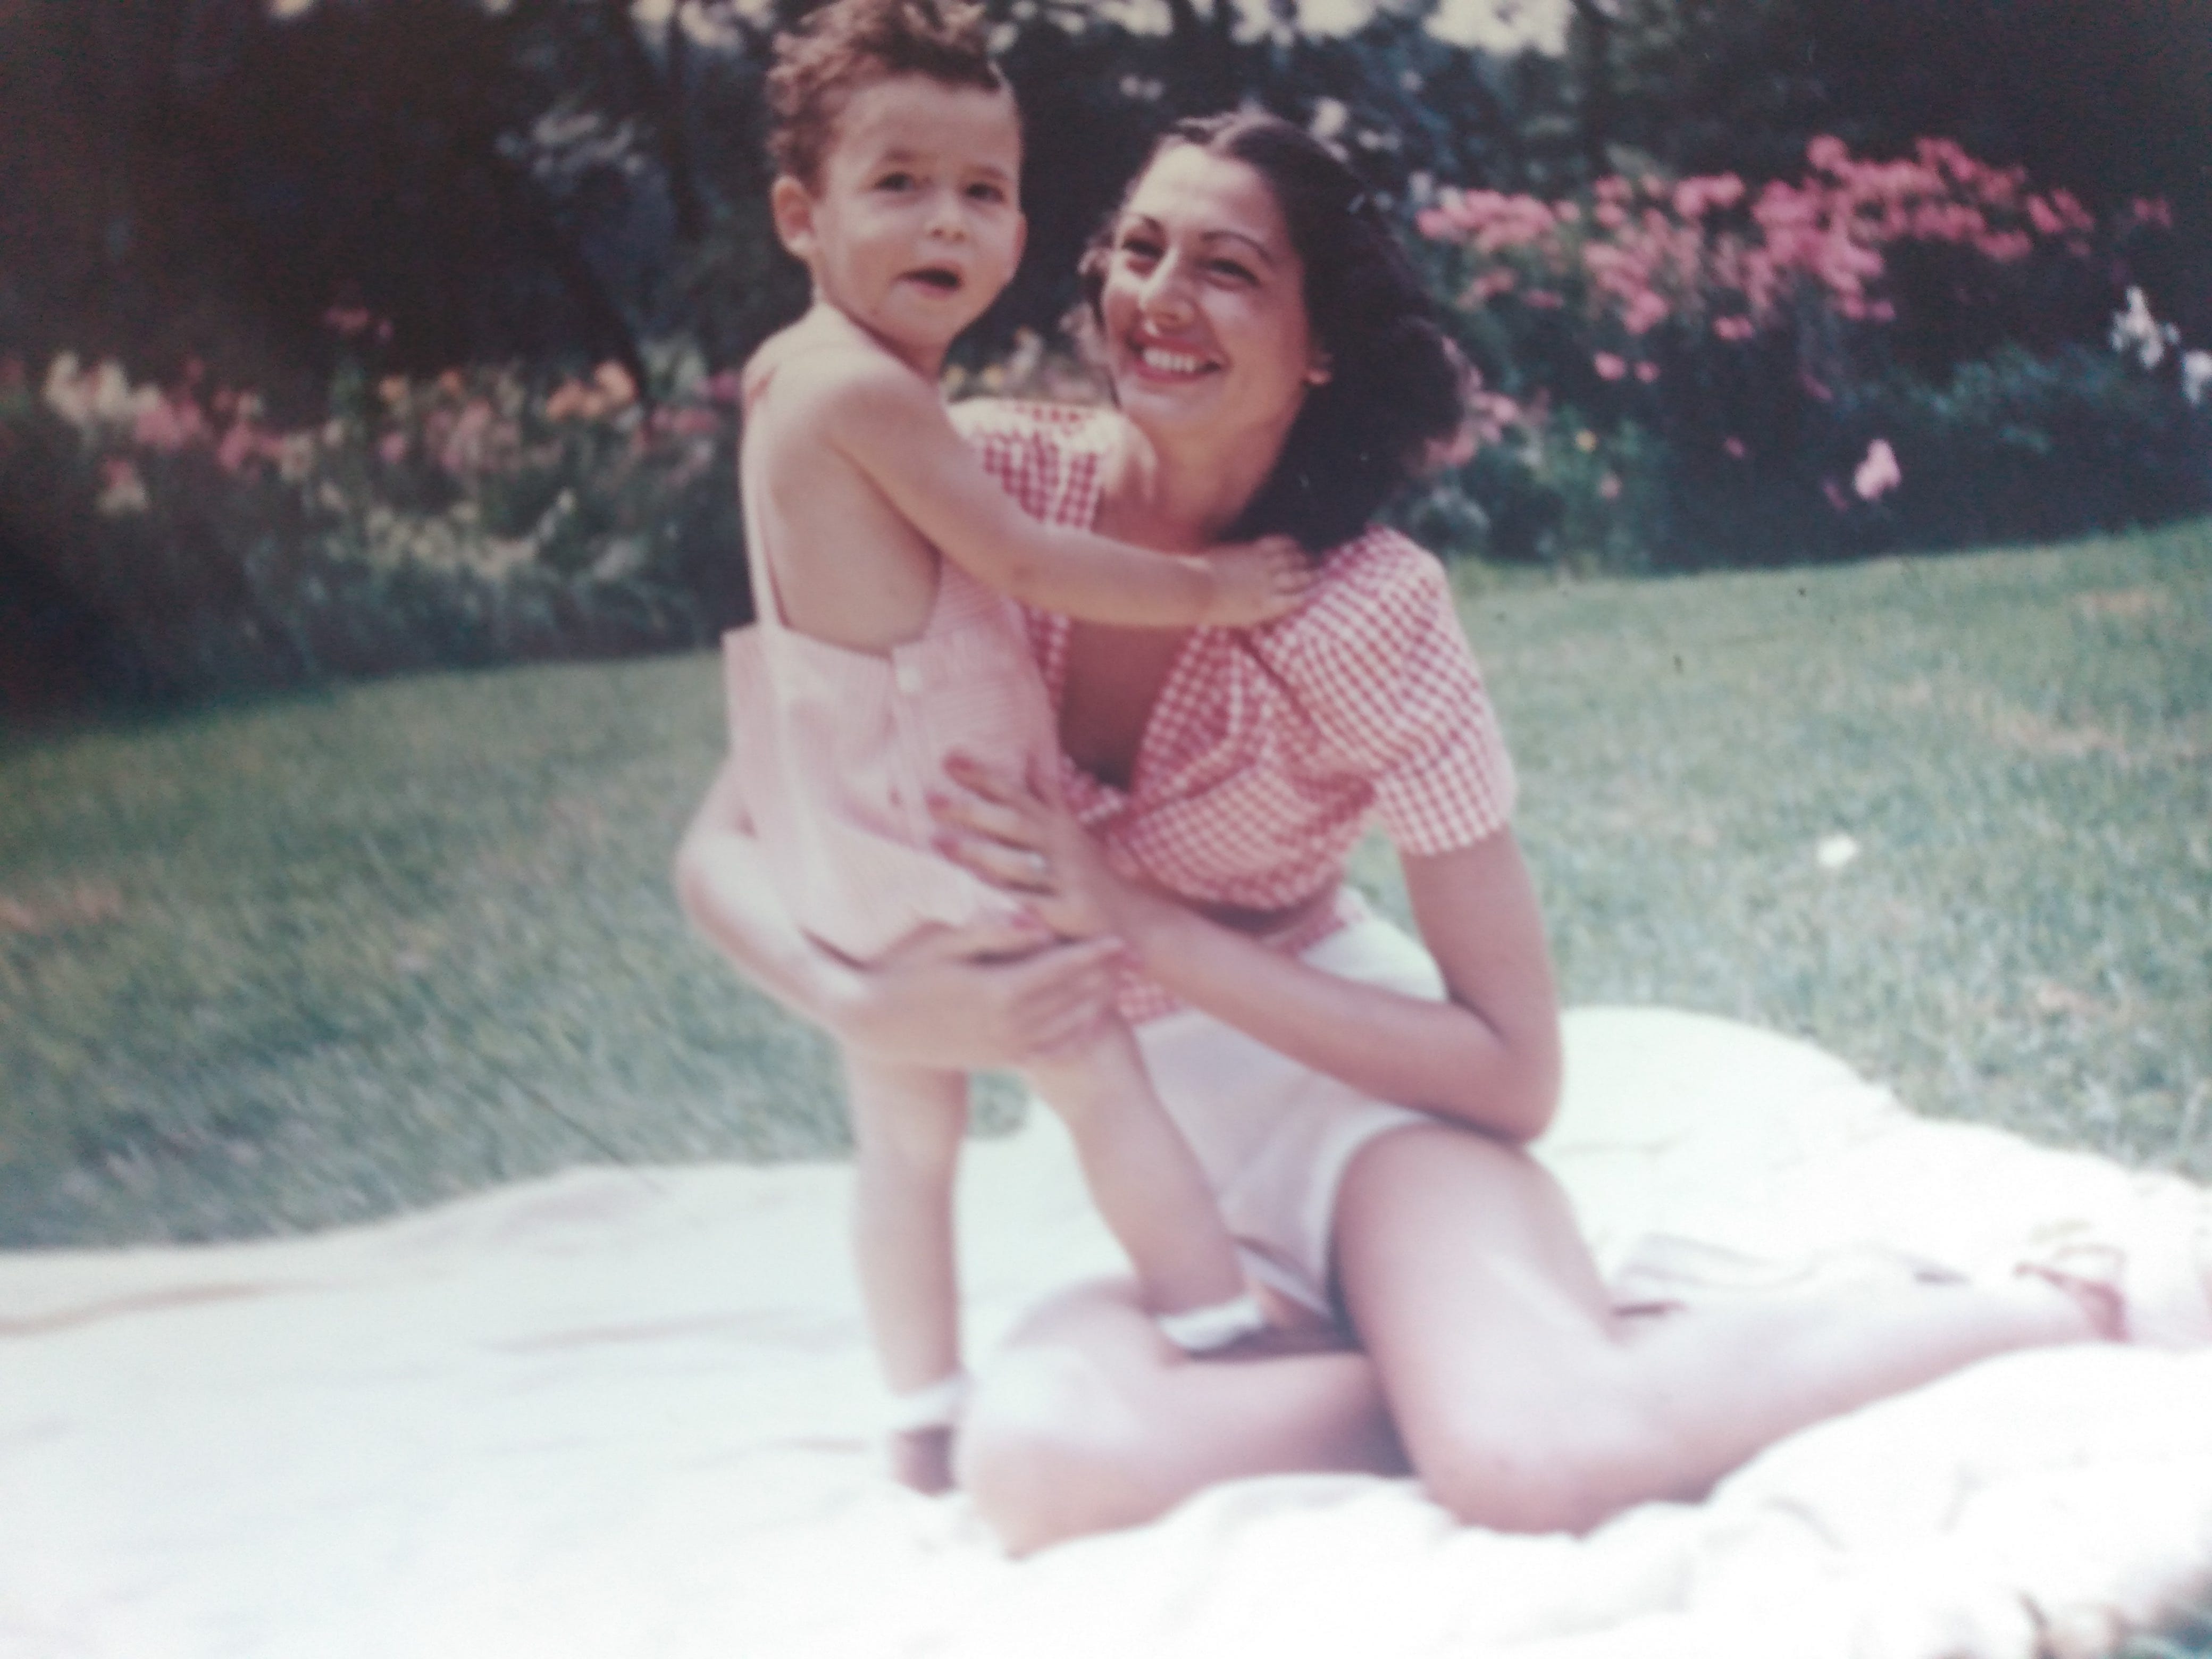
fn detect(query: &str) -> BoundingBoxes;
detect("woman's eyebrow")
[1196,230,1278,267]
[1117,215,1278,265]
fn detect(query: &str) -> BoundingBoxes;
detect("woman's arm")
[1134,836,1559,1141]
[933,759,1561,1142]
[673,760,1126,1071]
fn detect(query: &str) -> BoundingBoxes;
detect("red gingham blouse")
[953,400,1518,1021]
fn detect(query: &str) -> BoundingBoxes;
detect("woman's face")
[1096,145,1328,456]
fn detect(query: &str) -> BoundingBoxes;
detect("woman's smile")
[1126,329,1221,382]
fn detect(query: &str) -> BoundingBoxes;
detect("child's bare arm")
[815,364,1309,627]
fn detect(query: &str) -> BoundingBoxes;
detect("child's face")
[773,74,1025,374]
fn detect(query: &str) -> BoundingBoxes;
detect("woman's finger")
[936,830,1056,893]
[1005,940,1119,1023]
[913,912,1053,962]
[928,789,1041,853]
[942,751,1034,805]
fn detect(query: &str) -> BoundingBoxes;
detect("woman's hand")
[830,915,1125,1071]
[929,753,1140,944]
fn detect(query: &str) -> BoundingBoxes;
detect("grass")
[2,519,2208,1254]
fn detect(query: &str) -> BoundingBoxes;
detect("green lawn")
[2,519,2208,1254]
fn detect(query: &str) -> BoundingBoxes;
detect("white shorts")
[1126,913,1445,1318]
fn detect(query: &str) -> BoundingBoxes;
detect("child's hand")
[1200,534,1310,626]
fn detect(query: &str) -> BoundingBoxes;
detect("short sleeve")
[1266,530,1516,854]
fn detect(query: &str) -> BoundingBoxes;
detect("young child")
[729,0,1302,1493]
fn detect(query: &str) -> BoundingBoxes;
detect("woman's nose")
[1137,256,1196,324]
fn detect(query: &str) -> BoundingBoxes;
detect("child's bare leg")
[843,1049,969,1491]
[1025,1021,1261,1351]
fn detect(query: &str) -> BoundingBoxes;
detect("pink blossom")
[440,400,495,475]
[1723,437,1747,459]
[1593,352,1628,381]
[1800,370,1834,403]
[704,369,744,405]
[1712,315,1757,342]
[1622,290,1670,334]
[2130,197,2174,229]
[1635,361,1660,383]
[1594,201,1628,231]
[1523,289,1564,309]
[1463,269,1518,305]
[1823,479,1849,512]
[322,304,373,337]
[593,361,638,408]
[1806,135,1851,174]
[1853,437,1901,501]
[1598,473,1622,500]
[96,456,149,516]
[216,421,261,475]
[378,431,408,466]
[132,394,210,453]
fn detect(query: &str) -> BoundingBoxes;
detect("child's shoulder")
[745,311,932,428]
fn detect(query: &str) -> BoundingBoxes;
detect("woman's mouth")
[1128,339,1218,380]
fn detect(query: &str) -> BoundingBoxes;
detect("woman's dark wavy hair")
[1078,111,1469,554]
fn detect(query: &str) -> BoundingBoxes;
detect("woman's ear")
[769,176,817,262]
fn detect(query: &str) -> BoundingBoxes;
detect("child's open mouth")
[904,267,963,293]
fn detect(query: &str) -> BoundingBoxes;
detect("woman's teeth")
[1139,345,1209,375]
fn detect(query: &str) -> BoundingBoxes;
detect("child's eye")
[965,181,1007,204]
[874,171,916,192]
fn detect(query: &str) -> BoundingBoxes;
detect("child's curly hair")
[767,0,1010,191]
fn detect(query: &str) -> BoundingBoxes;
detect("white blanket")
[5,1008,2210,1659]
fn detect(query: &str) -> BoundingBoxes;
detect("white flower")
[2109,287,2179,371]
[1815,833,1860,871]
[2183,350,2212,408]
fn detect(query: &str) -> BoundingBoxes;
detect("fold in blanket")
[4,1008,2209,1658]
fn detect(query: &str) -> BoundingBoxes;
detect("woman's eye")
[1208,259,1255,283]
[1116,234,1161,263]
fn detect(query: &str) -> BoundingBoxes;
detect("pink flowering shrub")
[3,353,743,694]
[1409,137,2206,566]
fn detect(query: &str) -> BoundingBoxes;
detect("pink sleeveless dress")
[721,393,1059,965]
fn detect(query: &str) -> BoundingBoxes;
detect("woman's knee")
[957,1346,1146,1554]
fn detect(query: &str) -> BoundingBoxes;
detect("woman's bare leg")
[1025,1023,1249,1320]
[959,1280,1402,1553]
[1333,1125,2107,1535]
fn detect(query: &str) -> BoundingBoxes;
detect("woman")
[677,112,2118,1553]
